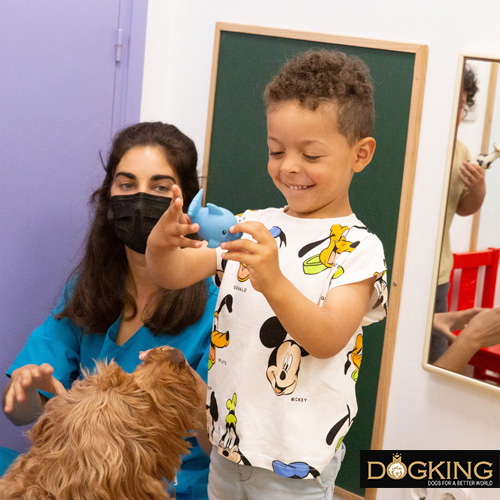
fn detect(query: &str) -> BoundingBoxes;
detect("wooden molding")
[335,486,365,500]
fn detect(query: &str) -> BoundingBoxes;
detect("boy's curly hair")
[264,50,374,145]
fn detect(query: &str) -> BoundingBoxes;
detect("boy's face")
[267,101,361,219]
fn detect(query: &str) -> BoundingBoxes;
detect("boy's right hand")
[148,184,202,252]
[3,363,66,413]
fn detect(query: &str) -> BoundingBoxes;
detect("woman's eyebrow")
[151,174,176,182]
[114,173,176,182]
[114,172,136,180]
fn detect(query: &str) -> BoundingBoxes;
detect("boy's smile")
[266,101,374,219]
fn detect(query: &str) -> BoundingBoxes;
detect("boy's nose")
[280,157,299,174]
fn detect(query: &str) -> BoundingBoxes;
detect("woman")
[1,122,217,500]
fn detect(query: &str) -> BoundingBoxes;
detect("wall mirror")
[424,51,500,392]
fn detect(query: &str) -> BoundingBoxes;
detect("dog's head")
[0,347,201,500]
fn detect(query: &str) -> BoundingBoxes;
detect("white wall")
[140,1,500,499]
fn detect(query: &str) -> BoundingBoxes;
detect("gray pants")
[429,283,451,364]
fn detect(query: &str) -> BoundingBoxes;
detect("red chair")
[448,247,500,310]
[447,247,500,384]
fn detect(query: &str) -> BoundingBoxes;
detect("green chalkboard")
[203,24,426,498]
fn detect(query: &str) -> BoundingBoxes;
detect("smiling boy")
[146,50,388,500]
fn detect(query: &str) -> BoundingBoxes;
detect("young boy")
[146,50,388,500]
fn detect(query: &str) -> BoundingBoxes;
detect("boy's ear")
[352,137,376,173]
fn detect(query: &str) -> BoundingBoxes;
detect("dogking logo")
[386,453,407,479]
[361,450,500,488]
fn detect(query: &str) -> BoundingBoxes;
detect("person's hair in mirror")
[459,63,479,120]
[264,49,375,146]
[57,122,207,335]
[463,63,479,108]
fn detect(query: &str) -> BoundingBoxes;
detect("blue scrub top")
[0,447,19,477]
[6,278,218,500]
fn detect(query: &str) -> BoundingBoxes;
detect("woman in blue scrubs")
[1,122,216,500]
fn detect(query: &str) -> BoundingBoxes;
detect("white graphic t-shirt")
[206,207,387,478]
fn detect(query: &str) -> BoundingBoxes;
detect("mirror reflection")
[427,56,500,385]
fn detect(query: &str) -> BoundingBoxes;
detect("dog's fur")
[0,347,202,500]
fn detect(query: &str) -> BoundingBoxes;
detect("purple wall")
[0,0,148,452]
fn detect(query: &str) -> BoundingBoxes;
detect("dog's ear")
[131,347,203,484]
[134,348,191,392]
[140,346,186,368]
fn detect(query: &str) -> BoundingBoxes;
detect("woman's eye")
[155,185,172,193]
[119,182,134,190]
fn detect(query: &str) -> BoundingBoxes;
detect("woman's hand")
[433,308,484,342]
[3,363,66,425]
[3,364,66,413]
[434,307,500,373]
[460,307,500,349]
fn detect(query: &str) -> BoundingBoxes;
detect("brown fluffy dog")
[0,347,202,500]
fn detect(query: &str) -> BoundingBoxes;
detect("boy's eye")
[269,151,284,157]
[304,154,321,160]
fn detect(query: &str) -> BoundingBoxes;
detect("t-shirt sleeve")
[6,283,82,398]
[326,229,388,326]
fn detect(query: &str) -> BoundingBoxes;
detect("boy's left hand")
[221,221,282,294]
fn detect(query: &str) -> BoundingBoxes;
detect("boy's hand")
[221,221,283,294]
[4,363,66,413]
[147,184,202,252]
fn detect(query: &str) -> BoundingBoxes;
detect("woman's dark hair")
[57,122,207,335]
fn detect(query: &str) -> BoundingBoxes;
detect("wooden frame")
[203,23,428,500]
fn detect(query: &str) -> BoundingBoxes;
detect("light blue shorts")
[208,443,346,500]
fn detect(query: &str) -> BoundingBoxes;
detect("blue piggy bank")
[187,189,242,248]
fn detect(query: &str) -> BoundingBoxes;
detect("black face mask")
[107,192,172,254]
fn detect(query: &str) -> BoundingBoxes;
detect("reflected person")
[430,64,486,363]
